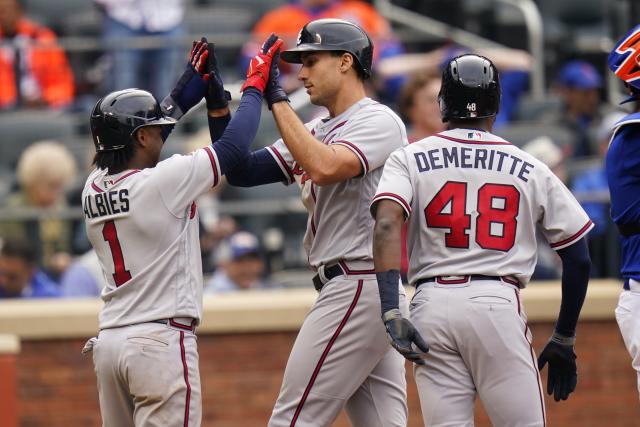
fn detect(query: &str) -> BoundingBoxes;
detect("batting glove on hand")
[240,33,283,93]
[538,332,577,402]
[161,37,209,119]
[205,42,231,110]
[263,37,288,109]
[383,309,429,365]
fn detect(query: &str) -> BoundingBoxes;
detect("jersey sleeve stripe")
[372,192,411,217]
[266,146,295,184]
[549,220,594,249]
[112,169,141,185]
[321,120,347,143]
[203,146,220,187]
[91,181,104,193]
[332,140,369,174]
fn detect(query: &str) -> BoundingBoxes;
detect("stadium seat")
[185,5,258,36]
[0,111,76,170]
[494,122,574,149]
[23,0,95,33]
[513,94,563,122]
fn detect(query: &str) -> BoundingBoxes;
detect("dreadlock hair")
[92,139,137,175]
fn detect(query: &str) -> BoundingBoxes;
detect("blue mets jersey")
[606,112,640,284]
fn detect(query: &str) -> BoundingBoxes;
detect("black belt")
[312,264,345,292]
[416,275,505,288]
[617,223,640,238]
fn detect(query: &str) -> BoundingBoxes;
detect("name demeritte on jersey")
[83,189,130,219]
[414,146,535,183]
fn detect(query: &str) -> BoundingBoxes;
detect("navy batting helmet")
[280,18,374,79]
[90,89,176,152]
[438,54,501,122]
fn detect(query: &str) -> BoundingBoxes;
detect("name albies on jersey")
[82,146,221,329]
[372,128,593,286]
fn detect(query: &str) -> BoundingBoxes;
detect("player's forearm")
[207,110,230,143]
[373,205,404,315]
[225,148,285,187]
[373,201,405,270]
[212,88,262,175]
[373,216,403,272]
[555,237,591,336]
[271,102,341,181]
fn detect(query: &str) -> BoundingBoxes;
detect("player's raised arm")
[209,34,283,176]
[264,30,370,186]
[204,42,232,142]
[160,37,210,121]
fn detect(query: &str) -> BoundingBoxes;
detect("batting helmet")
[438,54,501,122]
[90,89,176,152]
[280,18,373,79]
[608,25,640,104]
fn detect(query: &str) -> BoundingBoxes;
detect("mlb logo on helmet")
[608,25,640,103]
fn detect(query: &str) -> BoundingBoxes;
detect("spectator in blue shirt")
[59,249,106,297]
[205,231,276,293]
[541,60,615,158]
[0,237,59,298]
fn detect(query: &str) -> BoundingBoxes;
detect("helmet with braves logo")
[90,89,176,152]
[438,54,501,122]
[280,18,373,79]
[608,25,640,104]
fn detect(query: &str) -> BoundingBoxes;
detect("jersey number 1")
[102,220,132,286]
[425,181,520,251]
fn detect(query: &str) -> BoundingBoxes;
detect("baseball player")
[211,19,410,427]
[82,35,283,427]
[606,25,640,399]
[371,54,593,426]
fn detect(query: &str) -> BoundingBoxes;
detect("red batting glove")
[240,34,284,93]
[190,38,209,76]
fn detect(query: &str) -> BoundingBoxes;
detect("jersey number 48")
[425,181,520,252]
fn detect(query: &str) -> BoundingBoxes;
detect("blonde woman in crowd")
[0,140,77,276]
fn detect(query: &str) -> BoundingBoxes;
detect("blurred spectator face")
[218,231,265,290]
[17,141,77,208]
[561,87,600,117]
[0,0,21,36]
[597,111,627,158]
[408,77,444,136]
[0,253,34,297]
[28,176,67,208]
[224,254,265,290]
[557,60,602,118]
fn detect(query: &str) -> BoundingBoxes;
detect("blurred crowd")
[0,0,633,298]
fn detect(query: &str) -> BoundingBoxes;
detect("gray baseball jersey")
[267,97,408,269]
[372,128,593,426]
[373,128,593,286]
[265,98,410,427]
[82,146,221,329]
